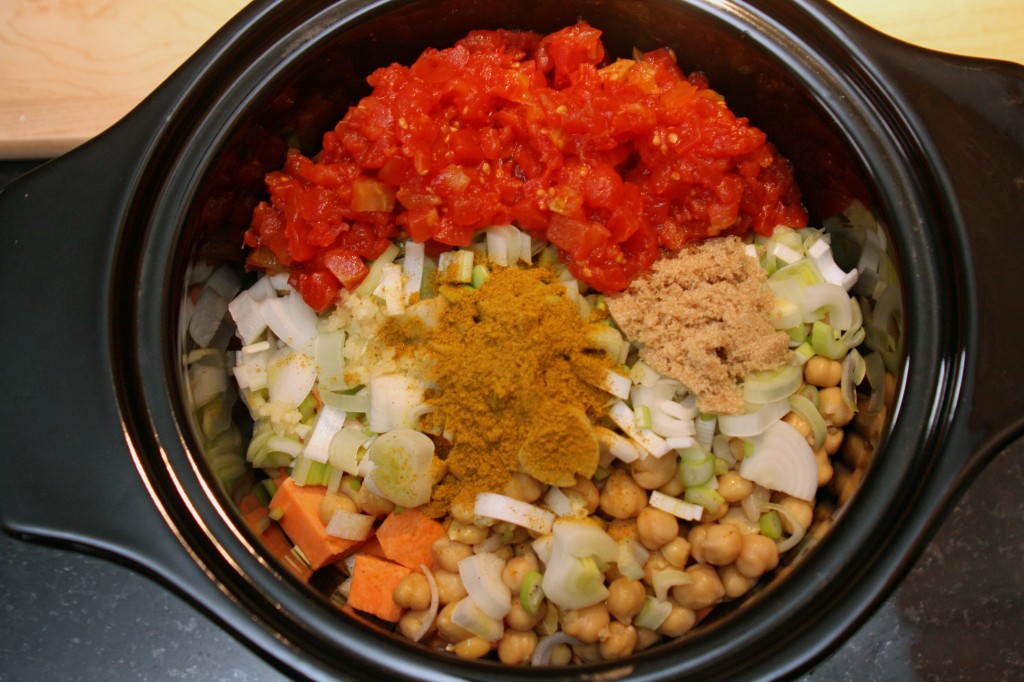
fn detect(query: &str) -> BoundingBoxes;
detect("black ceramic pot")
[1,1,1022,680]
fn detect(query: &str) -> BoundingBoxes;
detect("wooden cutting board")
[1,0,1022,159]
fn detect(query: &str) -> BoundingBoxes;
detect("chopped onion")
[189,286,229,348]
[787,393,828,451]
[451,596,505,641]
[402,241,426,304]
[762,503,808,553]
[633,597,673,631]
[602,369,632,400]
[327,427,367,475]
[475,492,556,535]
[302,404,346,463]
[266,350,317,408]
[259,289,318,357]
[740,420,818,501]
[366,428,435,508]
[541,521,617,609]
[742,484,771,523]
[409,564,439,643]
[459,553,511,619]
[325,509,375,541]
[543,486,575,517]
[807,237,858,291]
[742,364,803,404]
[228,288,267,346]
[485,224,522,266]
[314,329,347,392]
[367,373,426,433]
[649,490,703,522]
[531,632,583,667]
[594,426,640,464]
[718,398,791,437]
[608,401,670,457]
[652,568,693,601]
[616,538,649,581]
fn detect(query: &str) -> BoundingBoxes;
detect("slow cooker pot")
[1,0,1022,680]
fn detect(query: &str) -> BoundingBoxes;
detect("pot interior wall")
[172,0,901,669]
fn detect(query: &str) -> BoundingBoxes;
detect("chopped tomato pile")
[244,23,807,311]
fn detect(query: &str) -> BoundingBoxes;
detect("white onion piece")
[266,350,317,408]
[807,237,858,291]
[228,289,267,346]
[475,492,555,535]
[302,405,346,464]
[544,486,575,517]
[541,521,618,609]
[531,632,583,666]
[594,426,640,464]
[608,401,670,457]
[328,428,367,475]
[451,596,504,641]
[410,564,439,643]
[602,369,632,400]
[366,428,435,508]
[740,421,818,501]
[649,490,703,522]
[802,283,854,329]
[458,553,511,620]
[633,597,673,631]
[485,224,522,266]
[259,291,318,356]
[325,509,375,541]
[367,374,426,433]
[652,568,693,601]
[717,398,791,437]
[402,241,426,304]
[742,485,771,523]
[616,538,649,581]
[189,286,229,348]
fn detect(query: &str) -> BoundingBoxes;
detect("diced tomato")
[243,22,806,307]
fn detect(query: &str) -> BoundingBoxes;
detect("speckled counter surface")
[1,158,1021,681]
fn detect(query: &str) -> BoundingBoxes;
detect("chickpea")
[432,536,473,573]
[497,629,537,665]
[834,465,864,506]
[842,431,874,469]
[854,400,887,443]
[436,602,473,643]
[657,476,685,497]
[824,426,845,455]
[547,643,573,666]
[631,451,678,489]
[687,525,709,564]
[503,472,544,503]
[453,636,491,659]
[804,356,842,387]
[816,448,834,487]
[448,519,489,545]
[501,554,539,592]
[718,564,757,599]
[600,622,638,660]
[635,627,661,651]
[775,495,813,534]
[636,506,679,550]
[671,564,725,610]
[563,475,600,514]
[782,412,813,442]
[656,602,697,637]
[317,492,358,525]
[717,471,754,504]
[561,603,610,644]
[642,550,672,586]
[660,537,691,568]
[338,475,361,504]
[606,518,639,543]
[735,533,780,579]
[700,523,743,566]
[719,507,760,536]
[506,598,546,632]
[818,386,855,427]
[599,469,647,519]
[448,495,478,526]
[606,576,646,623]
[397,608,436,641]
[432,568,467,604]
[393,572,431,610]
[355,482,395,517]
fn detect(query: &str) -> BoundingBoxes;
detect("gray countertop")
[1,160,1021,681]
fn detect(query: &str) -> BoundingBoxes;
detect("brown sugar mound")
[606,237,791,415]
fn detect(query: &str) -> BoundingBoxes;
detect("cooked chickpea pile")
[319,354,893,665]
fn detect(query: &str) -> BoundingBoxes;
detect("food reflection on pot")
[179,21,902,668]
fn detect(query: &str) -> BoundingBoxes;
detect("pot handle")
[842,25,1024,479]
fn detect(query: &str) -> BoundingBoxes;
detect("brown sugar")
[605,237,791,415]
